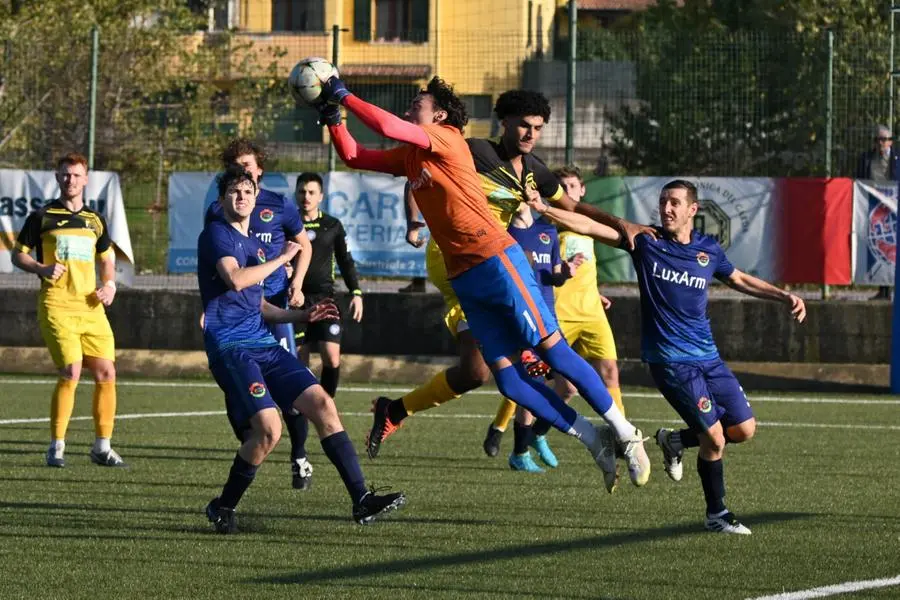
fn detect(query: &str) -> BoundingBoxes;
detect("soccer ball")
[288,57,338,106]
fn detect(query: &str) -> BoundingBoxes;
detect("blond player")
[13,153,125,468]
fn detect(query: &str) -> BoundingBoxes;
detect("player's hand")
[280,241,301,263]
[317,103,342,127]
[565,252,585,275]
[349,295,363,322]
[524,192,548,214]
[600,294,612,311]
[320,76,351,106]
[520,349,551,379]
[302,299,340,323]
[787,293,806,323]
[95,283,116,307]
[288,278,305,307]
[406,221,427,248]
[41,262,66,281]
[619,220,656,250]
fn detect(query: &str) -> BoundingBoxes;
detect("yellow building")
[208,0,559,140]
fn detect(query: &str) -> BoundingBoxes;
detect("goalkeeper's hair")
[494,90,551,122]
[221,138,267,171]
[424,76,468,132]
[216,164,258,197]
[661,179,698,204]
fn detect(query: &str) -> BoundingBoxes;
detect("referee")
[294,172,363,399]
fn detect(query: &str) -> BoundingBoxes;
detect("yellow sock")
[609,387,625,417]
[93,380,117,439]
[401,370,460,416]
[492,398,517,431]
[51,378,78,440]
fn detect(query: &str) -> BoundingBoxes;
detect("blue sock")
[219,453,258,510]
[284,411,308,461]
[321,431,367,503]
[494,363,577,432]
[540,341,613,414]
[697,457,727,515]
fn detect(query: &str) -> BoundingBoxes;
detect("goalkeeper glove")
[317,103,342,127]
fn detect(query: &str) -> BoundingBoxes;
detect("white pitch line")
[747,574,900,600]
[2,410,898,431]
[0,379,896,405]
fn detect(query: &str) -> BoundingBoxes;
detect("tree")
[0,0,292,179]
[587,0,890,176]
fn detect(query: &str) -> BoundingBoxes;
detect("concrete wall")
[0,289,889,363]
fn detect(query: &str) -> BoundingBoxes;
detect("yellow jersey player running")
[372,90,651,462]
[13,153,125,468]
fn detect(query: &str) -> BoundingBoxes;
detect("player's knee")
[701,431,726,456]
[462,360,491,388]
[94,364,116,382]
[598,360,618,387]
[727,419,756,443]
[259,422,282,452]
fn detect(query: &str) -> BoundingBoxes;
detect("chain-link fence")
[0,22,896,285]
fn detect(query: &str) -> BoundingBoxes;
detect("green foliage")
[578,0,892,176]
[0,0,293,179]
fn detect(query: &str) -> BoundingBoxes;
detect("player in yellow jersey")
[367,91,652,460]
[13,153,125,468]
[550,166,624,412]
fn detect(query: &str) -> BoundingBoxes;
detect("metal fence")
[0,24,896,283]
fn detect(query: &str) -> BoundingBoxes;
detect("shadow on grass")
[248,511,813,587]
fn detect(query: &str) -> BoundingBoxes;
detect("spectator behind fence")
[855,125,897,300]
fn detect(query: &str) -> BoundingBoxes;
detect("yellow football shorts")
[558,313,618,361]
[425,239,468,337]
[38,305,116,368]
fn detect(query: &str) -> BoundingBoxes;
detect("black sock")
[284,411,308,461]
[387,399,408,424]
[513,421,534,455]
[531,418,553,438]
[697,456,727,515]
[321,365,340,398]
[321,431,368,503]
[675,428,700,449]
[219,453,258,510]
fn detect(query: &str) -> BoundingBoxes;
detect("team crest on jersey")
[259,208,274,223]
[257,248,266,263]
[696,252,710,267]
[697,396,712,413]
[307,230,316,242]
[249,382,267,398]
[538,232,551,245]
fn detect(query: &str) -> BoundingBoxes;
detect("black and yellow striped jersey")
[465,137,565,228]
[15,200,114,312]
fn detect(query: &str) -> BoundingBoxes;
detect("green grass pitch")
[0,377,897,600]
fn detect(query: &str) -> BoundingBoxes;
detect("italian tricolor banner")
[583,177,853,284]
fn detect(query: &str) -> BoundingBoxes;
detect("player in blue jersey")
[198,165,406,533]
[526,180,806,535]
[491,200,584,472]
[205,139,316,491]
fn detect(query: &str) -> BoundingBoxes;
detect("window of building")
[357,0,428,42]
[272,0,325,32]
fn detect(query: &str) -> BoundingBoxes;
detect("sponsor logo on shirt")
[696,252,710,267]
[651,261,707,290]
[538,232,551,245]
[532,251,552,265]
[259,208,274,223]
[249,382,267,398]
[697,396,712,413]
[54,234,95,262]
[256,232,272,244]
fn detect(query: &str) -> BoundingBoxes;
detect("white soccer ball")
[288,57,338,106]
